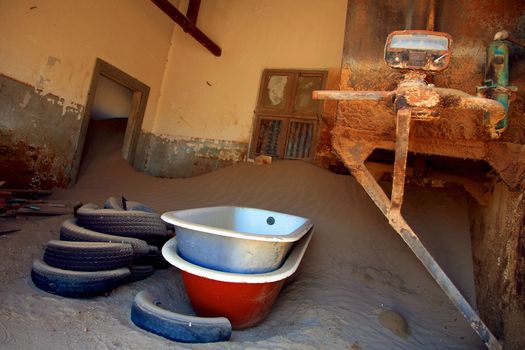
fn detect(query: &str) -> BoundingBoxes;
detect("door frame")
[69,58,150,186]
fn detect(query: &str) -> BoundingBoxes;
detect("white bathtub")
[160,206,313,273]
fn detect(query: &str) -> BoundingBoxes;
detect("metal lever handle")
[312,90,392,101]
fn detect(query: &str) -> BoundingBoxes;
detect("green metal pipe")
[485,41,510,131]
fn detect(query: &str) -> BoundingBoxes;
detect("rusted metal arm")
[314,83,505,347]
[150,0,222,57]
[426,0,436,31]
[331,136,502,350]
[431,88,506,138]
[312,90,392,101]
[390,109,411,213]
[456,95,506,137]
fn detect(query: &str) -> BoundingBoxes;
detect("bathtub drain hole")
[266,216,275,225]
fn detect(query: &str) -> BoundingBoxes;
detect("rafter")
[151,0,221,57]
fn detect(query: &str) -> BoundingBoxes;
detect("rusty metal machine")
[314,30,523,349]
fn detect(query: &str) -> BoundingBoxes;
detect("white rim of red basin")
[161,229,313,284]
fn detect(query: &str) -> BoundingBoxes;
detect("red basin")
[162,230,313,329]
[182,273,284,329]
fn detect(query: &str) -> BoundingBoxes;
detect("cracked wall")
[135,132,247,178]
[0,74,83,188]
[1,0,347,184]
[0,0,174,188]
[140,0,347,177]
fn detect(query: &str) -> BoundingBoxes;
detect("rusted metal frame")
[364,160,491,205]
[458,96,506,139]
[426,0,436,31]
[339,127,488,160]
[390,109,411,213]
[150,0,221,57]
[389,218,502,350]
[507,36,525,48]
[312,90,392,101]
[332,138,502,350]
[486,142,525,191]
[405,0,414,30]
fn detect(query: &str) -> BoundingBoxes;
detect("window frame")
[250,69,327,161]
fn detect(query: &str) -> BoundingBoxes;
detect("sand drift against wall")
[0,144,482,349]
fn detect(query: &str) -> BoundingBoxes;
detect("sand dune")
[0,142,483,349]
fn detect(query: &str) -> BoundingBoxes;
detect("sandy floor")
[0,134,484,349]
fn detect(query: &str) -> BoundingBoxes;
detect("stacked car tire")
[31,197,174,298]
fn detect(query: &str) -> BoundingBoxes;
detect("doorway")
[69,59,150,185]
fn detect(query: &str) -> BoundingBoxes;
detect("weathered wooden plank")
[150,0,221,57]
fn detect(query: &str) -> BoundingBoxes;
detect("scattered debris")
[0,221,22,234]
[0,198,81,217]
[0,182,80,216]
[0,188,53,199]
[255,155,272,165]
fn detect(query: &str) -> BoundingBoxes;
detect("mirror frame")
[384,30,453,72]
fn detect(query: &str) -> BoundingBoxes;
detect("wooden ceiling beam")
[151,0,221,57]
[186,0,200,24]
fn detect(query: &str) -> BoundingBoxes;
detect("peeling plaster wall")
[134,132,247,178]
[0,74,84,188]
[155,0,346,142]
[0,0,174,188]
[138,0,347,177]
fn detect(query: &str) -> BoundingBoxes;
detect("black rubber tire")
[104,196,124,210]
[60,219,150,258]
[31,259,130,298]
[123,199,156,213]
[148,245,171,269]
[103,198,173,233]
[152,257,171,269]
[43,240,133,271]
[128,265,154,282]
[131,290,232,343]
[133,245,171,269]
[76,204,170,241]
[144,235,174,249]
[134,245,159,265]
[104,196,156,214]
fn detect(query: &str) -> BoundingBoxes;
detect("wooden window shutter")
[250,69,326,161]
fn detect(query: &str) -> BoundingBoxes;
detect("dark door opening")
[70,59,150,185]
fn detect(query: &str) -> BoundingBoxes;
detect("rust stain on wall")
[0,74,84,189]
[0,131,68,188]
[134,132,247,178]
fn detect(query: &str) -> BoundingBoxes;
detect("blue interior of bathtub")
[178,207,308,236]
